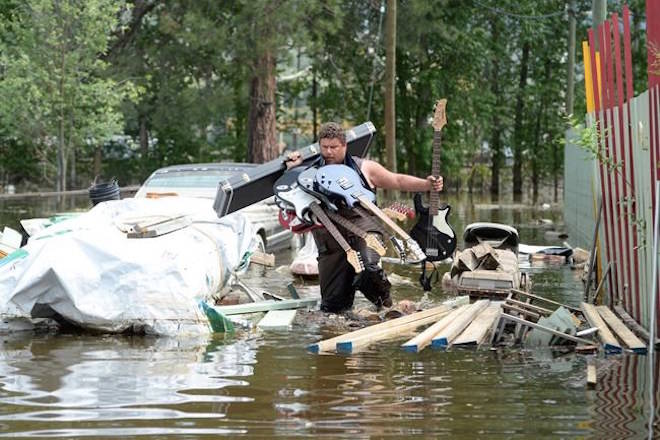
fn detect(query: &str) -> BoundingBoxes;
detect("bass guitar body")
[409,192,456,261]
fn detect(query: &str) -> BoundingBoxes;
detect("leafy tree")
[0,0,135,191]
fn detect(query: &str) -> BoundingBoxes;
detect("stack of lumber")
[581,302,646,354]
[401,300,501,352]
[308,287,650,357]
[308,296,470,354]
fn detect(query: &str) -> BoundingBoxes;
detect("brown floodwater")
[0,193,658,438]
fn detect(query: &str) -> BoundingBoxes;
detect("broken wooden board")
[500,313,594,345]
[614,305,656,345]
[308,296,470,353]
[587,363,597,387]
[452,302,502,347]
[501,303,541,321]
[257,310,297,330]
[472,243,494,260]
[510,288,581,313]
[400,305,470,353]
[126,215,192,238]
[431,299,490,349]
[250,251,275,267]
[215,298,318,316]
[506,298,553,316]
[581,302,622,353]
[596,306,646,354]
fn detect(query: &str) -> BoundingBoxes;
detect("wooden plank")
[506,298,553,316]
[431,299,490,349]
[127,216,191,238]
[308,296,470,353]
[336,309,455,354]
[250,251,275,267]
[400,305,470,353]
[501,303,540,321]
[511,289,581,312]
[214,298,318,316]
[452,302,502,347]
[614,305,656,344]
[596,306,647,353]
[587,363,597,387]
[581,302,622,353]
[500,313,594,345]
[257,310,297,330]
[513,298,531,343]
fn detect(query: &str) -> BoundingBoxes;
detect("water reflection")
[0,332,256,437]
[0,193,658,438]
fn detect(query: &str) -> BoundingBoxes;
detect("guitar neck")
[357,195,413,241]
[326,210,366,239]
[308,204,351,252]
[326,210,386,256]
[430,130,441,216]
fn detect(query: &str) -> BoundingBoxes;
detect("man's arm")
[361,160,443,192]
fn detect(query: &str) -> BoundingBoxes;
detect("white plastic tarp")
[0,197,256,336]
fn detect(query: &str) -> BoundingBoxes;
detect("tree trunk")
[531,102,542,204]
[247,49,278,164]
[512,41,530,202]
[384,0,397,198]
[94,146,102,179]
[566,0,577,116]
[312,68,318,142]
[139,115,149,157]
[489,18,502,201]
[592,0,607,32]
[70,146,76,189]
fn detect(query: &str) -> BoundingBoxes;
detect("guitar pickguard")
[409,193,457,261]
[432,207,456,238]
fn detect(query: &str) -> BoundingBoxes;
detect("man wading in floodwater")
[285,122,444,313]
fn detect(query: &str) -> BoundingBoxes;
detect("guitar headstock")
[365,234,386,256]
[432,99,447,132]
[346,250,364,273]
[406,238,427,263]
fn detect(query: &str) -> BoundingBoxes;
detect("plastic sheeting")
[0,197,257,336]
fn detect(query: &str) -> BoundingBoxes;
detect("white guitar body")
[433,206,455,238]
[275,184,317,224]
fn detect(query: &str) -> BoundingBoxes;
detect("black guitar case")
[213,122,375,218]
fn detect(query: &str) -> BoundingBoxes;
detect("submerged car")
[135,163,293,252]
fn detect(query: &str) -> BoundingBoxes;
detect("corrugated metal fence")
[564,3,660,333]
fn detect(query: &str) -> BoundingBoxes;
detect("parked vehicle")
[135,163,293,252]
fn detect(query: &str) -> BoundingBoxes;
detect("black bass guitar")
[409,99,457,262]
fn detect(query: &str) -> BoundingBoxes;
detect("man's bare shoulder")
[361,159,390,176]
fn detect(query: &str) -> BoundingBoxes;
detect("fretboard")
[430,130,442,216]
